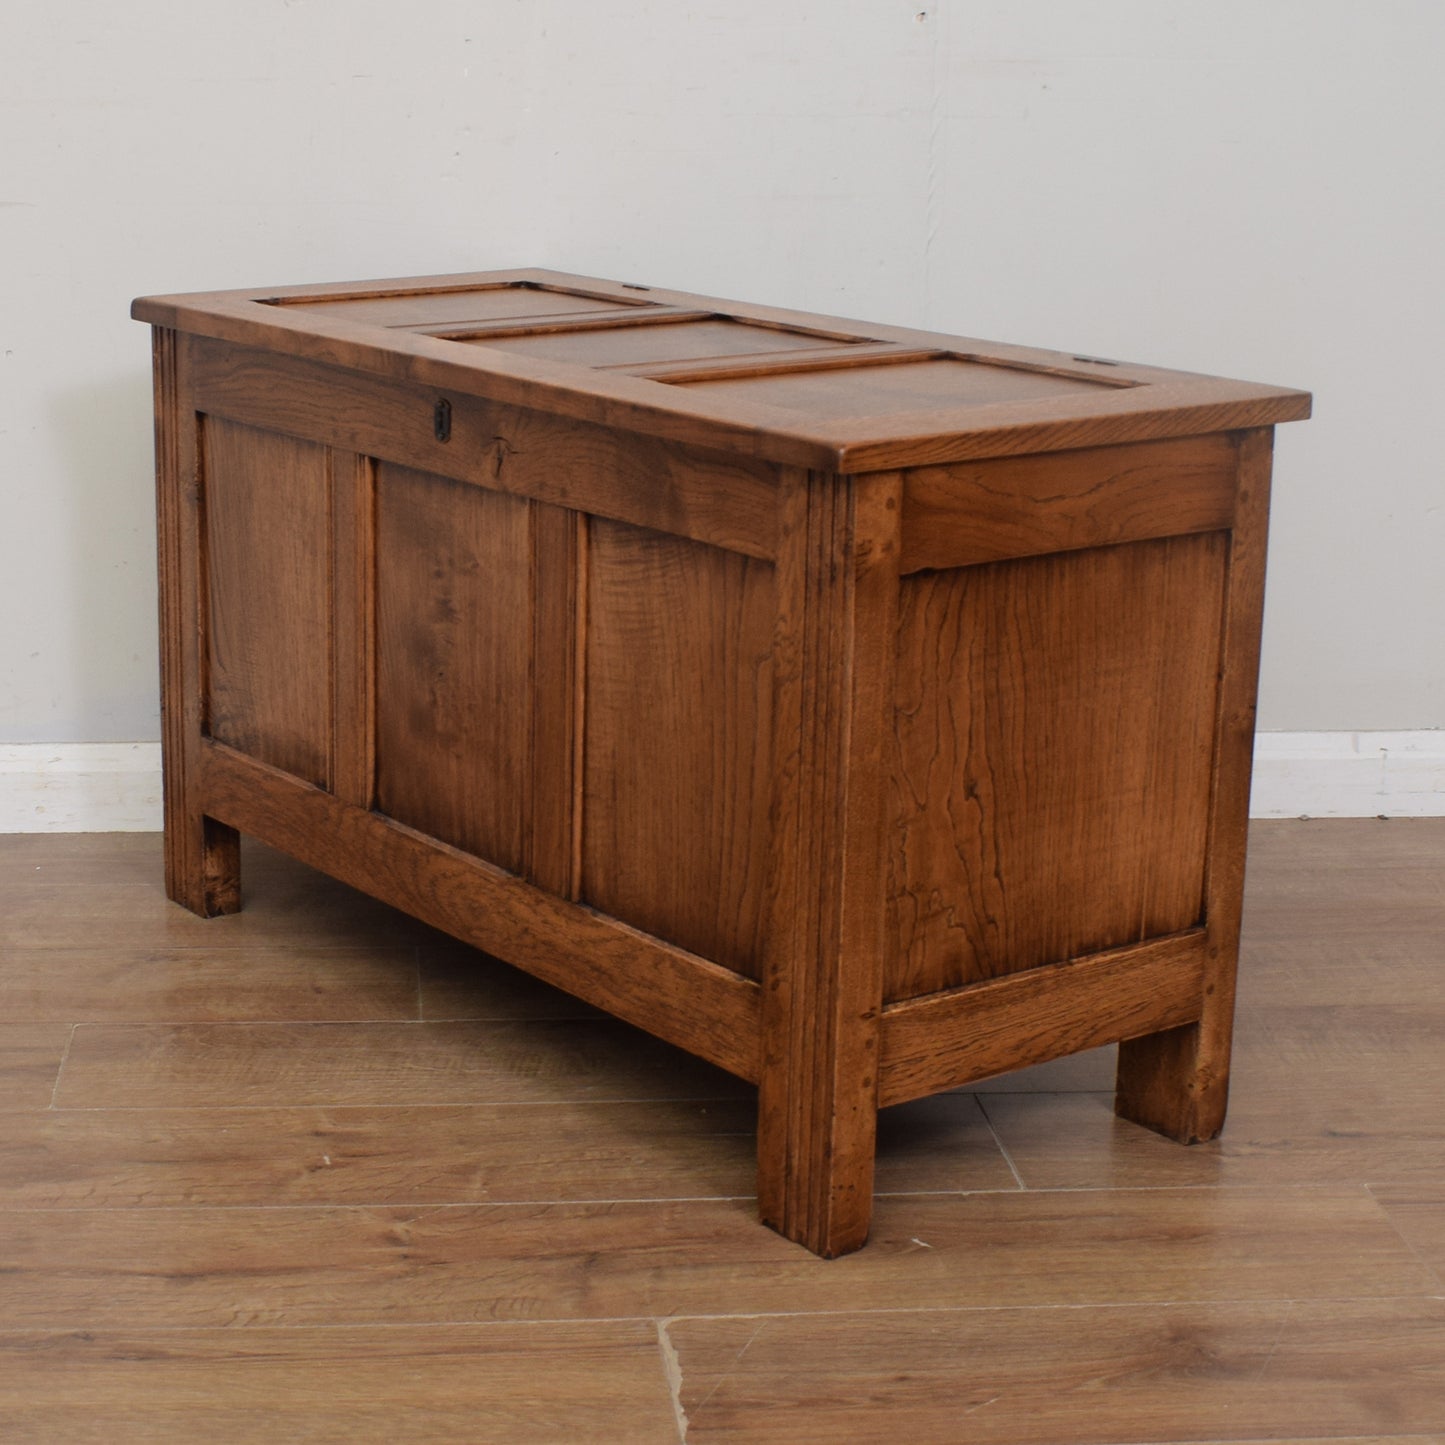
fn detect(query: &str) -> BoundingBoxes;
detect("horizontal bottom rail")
[197,741,763,1084]
[878,930,1207,1107]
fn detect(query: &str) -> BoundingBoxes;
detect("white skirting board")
[1,744,164,833]
[1248,730,1445,819]
[1,733,1442,833]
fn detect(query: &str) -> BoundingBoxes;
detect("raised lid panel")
[135,269,1310,470]
[270,283,650,329]
[465,317,867,369]
[670,354,1126,418]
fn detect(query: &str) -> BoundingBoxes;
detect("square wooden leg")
[164,808,241,919]
[1115,1018,1230,1144]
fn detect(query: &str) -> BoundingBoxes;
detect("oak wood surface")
[528,502,585,897]
[473,316,849,368]
[136,268,1311,470]
[756,470,901,1256]
[673,352,1118,418]
[329,449,376,808]
[877,930,1206,1107]
[887,532,1225,997]
[202,415,332,788]
[189,336,784,559]
[195,741,763,1083]
[152,328,240,916]
[898,431,1238,571]
[582,521,776,976]
[374,464,532,871]
[1117,430,1275,1143]
[141,277,1306,1263]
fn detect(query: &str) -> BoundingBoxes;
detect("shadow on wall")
[45,367,161,744]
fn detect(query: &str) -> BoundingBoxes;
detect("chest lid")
[133,268,1310,470]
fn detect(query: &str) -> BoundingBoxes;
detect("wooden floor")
[1,820,1443,1443]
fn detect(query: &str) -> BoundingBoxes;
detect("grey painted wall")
[4,1,1440,741]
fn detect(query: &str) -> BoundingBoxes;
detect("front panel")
[202,416,332,789]
[581,520,777,978]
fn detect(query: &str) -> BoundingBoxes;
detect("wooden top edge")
[132,268,1311,469]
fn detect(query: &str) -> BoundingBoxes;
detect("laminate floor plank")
[0,946,420,1024]
[667,1297,1445,1443]
[0,830,164,886]
[984,1004,1445,1191]
[2,821,1443,1440]
[417,944,602,1021]
[0,1024,73,1111]
[981,1090,1445,1192]
[0,1323,680,1444]
[0,881,441,951]
[0,1094,1012,1210]
[1370,1189,1445,1288]
[0,1188,1426,1330]
[53,1019,752,1109]
[1,1100,757,1209]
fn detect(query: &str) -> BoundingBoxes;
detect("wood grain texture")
[756,470,901,1256]
[152,328,240,915]
[887,531,1226,998]
[189,337,784,558]
[329,449,376,807]
[145,276,1308,1264]
[472,315,846,367]
[1117,429,1275,1143]
[0,1189,1425,1329]
[899,431,1238,571]
[196,741,763,1082]
[0,1097,1017,1211]
[0,946,418,1024]
[582,520,776,977]
[3,1101,758,1209]
[0,1323,681,1445]
[878,930,1206,1107]
[282,281,645,326]
[669,1298,1445,1443]
[374,464,531,872]
[202,414,332,788]
[7,825,1444,1435]
[137,271,1310,475]
[527,503,584,897]
[53,1019,749,1109]
[676,352,1119,417]
[0,1023,72,1110]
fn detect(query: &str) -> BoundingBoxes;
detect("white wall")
[4,0,1442,745]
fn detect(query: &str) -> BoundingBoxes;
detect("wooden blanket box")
[133,269,1309,1256]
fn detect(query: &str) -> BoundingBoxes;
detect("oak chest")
[133,269,1310,1256]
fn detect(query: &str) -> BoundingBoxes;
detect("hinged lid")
[133,269,1311,470]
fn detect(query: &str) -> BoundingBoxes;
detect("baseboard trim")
[1249,730,1445,819]
[0,743,164,832]
[1,732,1442,832]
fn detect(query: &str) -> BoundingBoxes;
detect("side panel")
[581,520,776,979]
[373,463,532,875]
[202,416,332,789]
[886,531,1227,1000]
